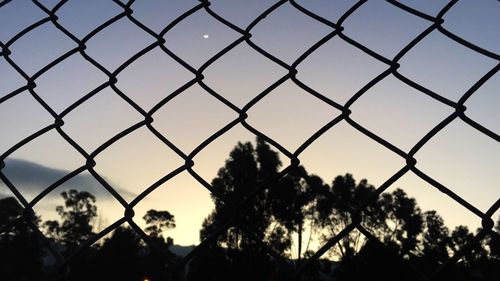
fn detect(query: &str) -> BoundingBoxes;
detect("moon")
[203,34,209,39]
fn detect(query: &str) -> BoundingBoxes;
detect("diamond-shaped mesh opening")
[4,130,83,172]
[442,1,500,54]
[246,81,341,152]
[2,157,79,204]
[383,172,482,232]
[33,171,126,237]
[398,31,498,102]
[0,0,46,42]
[93,127,185,200]
[84,18,156,71]
[341,0,431,58]
[61,88,144,152]
[349,76,453,151]
[1,132,84,204]
[30,191,130,276]
[7,23,76,76]
[297,36,388,105]
[34,54,108,113]
[115,48,194,110]
[190,124,289,183]
[163,9,241,68]
[414,120,500,212]
[299,121,405,188]
[250,2,332,64]
[52,174,127,209]
[152,84,238,154]
[133,171,214,247]
[203,44,287,108]
[0,92,53,153]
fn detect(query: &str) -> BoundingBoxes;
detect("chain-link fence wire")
[0,0,499,280]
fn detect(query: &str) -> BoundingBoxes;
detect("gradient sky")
[0,0,499,251]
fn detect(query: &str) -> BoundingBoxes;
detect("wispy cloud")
[0,158,136,200]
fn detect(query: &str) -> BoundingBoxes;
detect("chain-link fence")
[0,0,499,280]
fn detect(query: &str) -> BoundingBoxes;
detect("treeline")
[0,190,178,281]
[0,138,499,281]
[188,138,500,281]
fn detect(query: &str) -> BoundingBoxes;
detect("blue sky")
[0,0,499,250]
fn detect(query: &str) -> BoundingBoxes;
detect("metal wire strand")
[0,0,498,280]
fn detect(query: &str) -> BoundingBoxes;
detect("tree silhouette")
[200,138,326,264]
[142,209,179,281]
[94,226,143,281]
[379,188,423,257]
[314,174,387,259]
[483,218,500,279]
[143,209,175,244]
[1,140,498,280]
[421,210,450,262]
[0,197,43,281]
[269,165,329,262]
[197,138,301,280]
[43,189,97,251]
[195,139,499,279]
[490,217,500,260]
[39,190,98,281]
[200,140,271,250]
[186,245,231,281]
[449,225,482,266]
